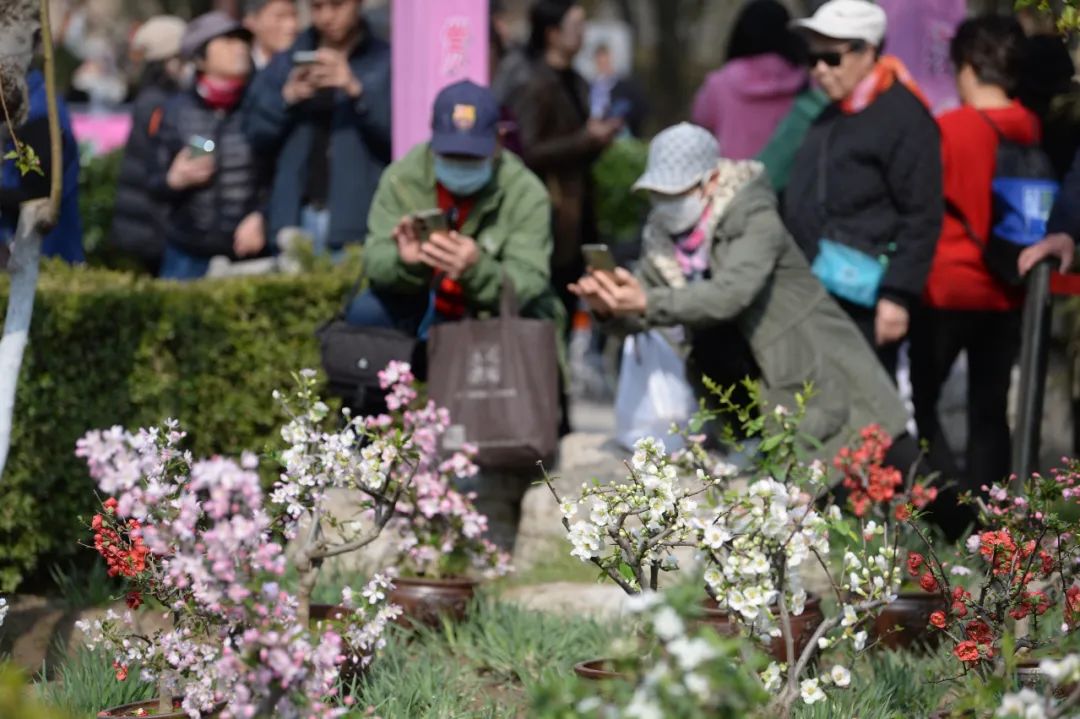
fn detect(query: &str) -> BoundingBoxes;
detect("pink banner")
[391,0,490,160]
[72,112,133,155]
[878,0,967,115]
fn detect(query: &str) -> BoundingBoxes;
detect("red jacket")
[923,101,1040,311]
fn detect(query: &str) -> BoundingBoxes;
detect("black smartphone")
[582,243,617,272]
[412,209,449,243]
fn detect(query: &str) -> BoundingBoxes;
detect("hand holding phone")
[292,50,320,66]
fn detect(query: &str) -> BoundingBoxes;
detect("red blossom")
[954,640,981,663]
[894,504,912,522]
[919,571,939,593]
[929,610,946,629]
[907,552,924,578]
[911,482,938,509]
[1066,586,1080,629]
[952,601,968,618]
[125,591,142,610]
[965,620,993,645]
[113,661,128,681]
[835,425,902,517]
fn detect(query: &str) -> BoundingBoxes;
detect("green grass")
[35,647,155,718]
[48,560,122,611]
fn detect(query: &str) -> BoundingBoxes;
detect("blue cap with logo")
[431,80,500,158]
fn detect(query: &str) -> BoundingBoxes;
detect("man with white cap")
[783,0,943,380]
[111,15,187,273]
[570,122,909,462]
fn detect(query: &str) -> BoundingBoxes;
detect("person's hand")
[166,148,215,190]
[420,231,481,280]
[308,49,363,98]
[282,65,317,105]
[233,212,266,258]
[875,298,909,346]
[568,273,613,317]
[394,216,423,265]
[585,118,622,147]
[1019,232,1076,276]
[570,267,646,317]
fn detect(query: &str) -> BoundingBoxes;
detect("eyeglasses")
[806,41,867,68]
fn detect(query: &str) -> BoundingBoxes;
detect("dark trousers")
[909,307,1021,500]
[834,297,901,380]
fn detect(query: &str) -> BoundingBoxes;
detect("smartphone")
[412,209,449,243]
[292,50,320,65]
[187,135,215,157]
[582,243,617,273]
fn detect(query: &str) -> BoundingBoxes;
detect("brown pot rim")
[308,603,351,620]
[573,658,631,681]
[392,575,480,589]
[97,698,186,718]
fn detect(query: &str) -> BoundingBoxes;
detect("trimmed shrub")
[0,262,356,590]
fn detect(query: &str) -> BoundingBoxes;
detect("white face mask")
[651,190,706,235]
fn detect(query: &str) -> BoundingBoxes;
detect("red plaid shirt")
[433,184,475,320]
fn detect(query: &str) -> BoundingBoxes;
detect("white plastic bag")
[614,330,698,452]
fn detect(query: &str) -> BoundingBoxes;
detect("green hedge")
[0,262,356,591]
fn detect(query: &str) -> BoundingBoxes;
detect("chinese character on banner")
[442,17,471,78]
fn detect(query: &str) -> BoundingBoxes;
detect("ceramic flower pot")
[700,593,823,663]
[872,592,947,651]
[573,659,631,682]
[97,699,187,718]
[308,603,350,623]
[389,575,478,627]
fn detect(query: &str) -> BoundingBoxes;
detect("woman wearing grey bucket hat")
[570,122,909,462]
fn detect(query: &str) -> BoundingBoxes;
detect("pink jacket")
[692,53,806,160]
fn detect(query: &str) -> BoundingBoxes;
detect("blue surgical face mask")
[434,155,494,197]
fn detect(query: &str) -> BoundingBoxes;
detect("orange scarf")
[841,55,930,115]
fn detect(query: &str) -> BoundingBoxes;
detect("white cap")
[792,0,887,46]
[131,16,187,62]
[633,123,719,194]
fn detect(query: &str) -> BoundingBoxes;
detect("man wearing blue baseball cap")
[346,80,563,551]
[347,79,558,336]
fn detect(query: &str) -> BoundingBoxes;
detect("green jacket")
[364,143,559,320]
[756,88,829,195]
[620,171,908,458]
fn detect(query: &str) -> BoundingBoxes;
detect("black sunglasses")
[806,41,867,68]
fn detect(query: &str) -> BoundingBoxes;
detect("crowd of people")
[5,0,1080,547]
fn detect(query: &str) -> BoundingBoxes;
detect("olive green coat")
[617,172,909,457]
[363,142,565,327]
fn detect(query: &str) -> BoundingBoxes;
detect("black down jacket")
[148,88,261,258]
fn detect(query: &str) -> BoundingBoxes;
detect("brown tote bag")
[427,278,560,470]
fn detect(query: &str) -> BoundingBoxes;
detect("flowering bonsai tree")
[686,386,902,716]
[270,363,508,626]
[76,421,400,718]
[543,433,720,594]
[364,362,511,580]
[549,381,904,716]
[908,460,1080,677]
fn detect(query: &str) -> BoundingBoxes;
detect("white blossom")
[829,665,851,687]
[800,677,826,705]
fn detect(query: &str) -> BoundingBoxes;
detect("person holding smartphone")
[148,12,265,280]
[244,0,390,255]
[347,81,557,337]
[345,81,560,551]
[571,123,911,467]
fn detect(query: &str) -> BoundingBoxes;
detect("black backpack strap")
[945,198,986,249]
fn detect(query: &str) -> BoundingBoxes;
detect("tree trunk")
[0,200,45,479]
